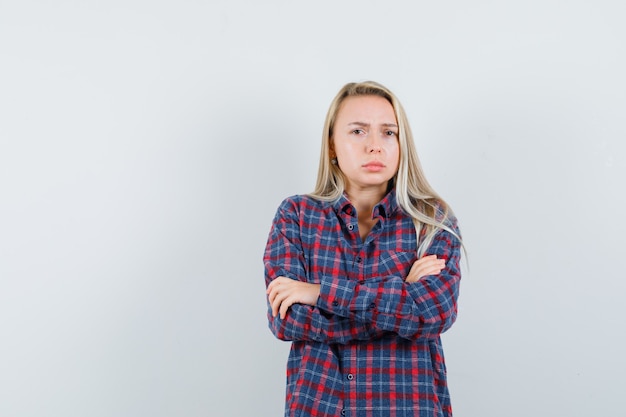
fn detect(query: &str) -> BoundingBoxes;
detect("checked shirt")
[264,188,462,417]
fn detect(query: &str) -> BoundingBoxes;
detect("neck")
[345,185,388,219]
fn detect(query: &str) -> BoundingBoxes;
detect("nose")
[367,138,382,153]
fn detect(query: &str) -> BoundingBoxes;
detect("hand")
[266,276,321,319]
[405,255,446,283]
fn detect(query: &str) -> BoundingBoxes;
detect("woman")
[264,81,463,417]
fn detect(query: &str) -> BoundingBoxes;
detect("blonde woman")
[265,81,463,417]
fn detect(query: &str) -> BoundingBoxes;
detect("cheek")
[386,142,400,158]
[336,142,358,158]
[389,146,400,170]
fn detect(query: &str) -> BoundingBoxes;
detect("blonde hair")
[310,81,462,257]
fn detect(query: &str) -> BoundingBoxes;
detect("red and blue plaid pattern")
[264,189,461,417]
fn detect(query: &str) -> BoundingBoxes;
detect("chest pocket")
[376,250,415,278]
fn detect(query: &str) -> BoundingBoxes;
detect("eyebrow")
[347,122,398,128]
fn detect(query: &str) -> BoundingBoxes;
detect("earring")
[331,158,338,165]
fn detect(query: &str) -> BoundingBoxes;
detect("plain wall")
[1,1,625,416]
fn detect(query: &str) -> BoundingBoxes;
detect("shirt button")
[341,410,346,416]
[347,374,354,380]
[347,224,354,231]
[356,256,362,263]
[359,280,365,285]
[369,303,375,309]
[332,301,339,307]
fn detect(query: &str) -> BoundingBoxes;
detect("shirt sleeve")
[264,198,385,344]
[316,220,462,341]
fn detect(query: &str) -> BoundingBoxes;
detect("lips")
[363,161,385,168]
[362,161,385,172]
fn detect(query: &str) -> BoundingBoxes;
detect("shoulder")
[274,194,328,219]
[420,199,461,246]
[270,195,334,236]
[276,194,322,210]
[427,199,459,231]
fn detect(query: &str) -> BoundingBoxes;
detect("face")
[331,95,400,194]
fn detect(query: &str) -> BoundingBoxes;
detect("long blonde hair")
[310,81,462,257]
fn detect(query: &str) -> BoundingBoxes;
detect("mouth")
[362,161,385,171]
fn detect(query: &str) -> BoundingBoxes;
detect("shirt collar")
[330,188,399,219]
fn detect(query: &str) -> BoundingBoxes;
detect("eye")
[385,130,398,137]
[351,129,365,135]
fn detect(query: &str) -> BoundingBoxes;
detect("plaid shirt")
[264,189,461,417]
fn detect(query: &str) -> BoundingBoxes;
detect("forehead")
[336,95,396,123]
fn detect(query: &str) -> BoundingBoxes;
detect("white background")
[1,1,625,416]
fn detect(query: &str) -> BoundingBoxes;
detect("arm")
[266,303,384,344]
[315,222,462,341]
[264,199,385,344]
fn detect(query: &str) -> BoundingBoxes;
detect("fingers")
[418,264,444,277]
[266,276,297,319]
[267,276,288,303]
[272,291,292,319]
[267,278,321,319]
[266,277,281,317]
[279,298,292,320]
[269,284,288,318]
[406,255,446,283]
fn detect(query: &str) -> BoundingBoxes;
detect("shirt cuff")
[316,274,357,318]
